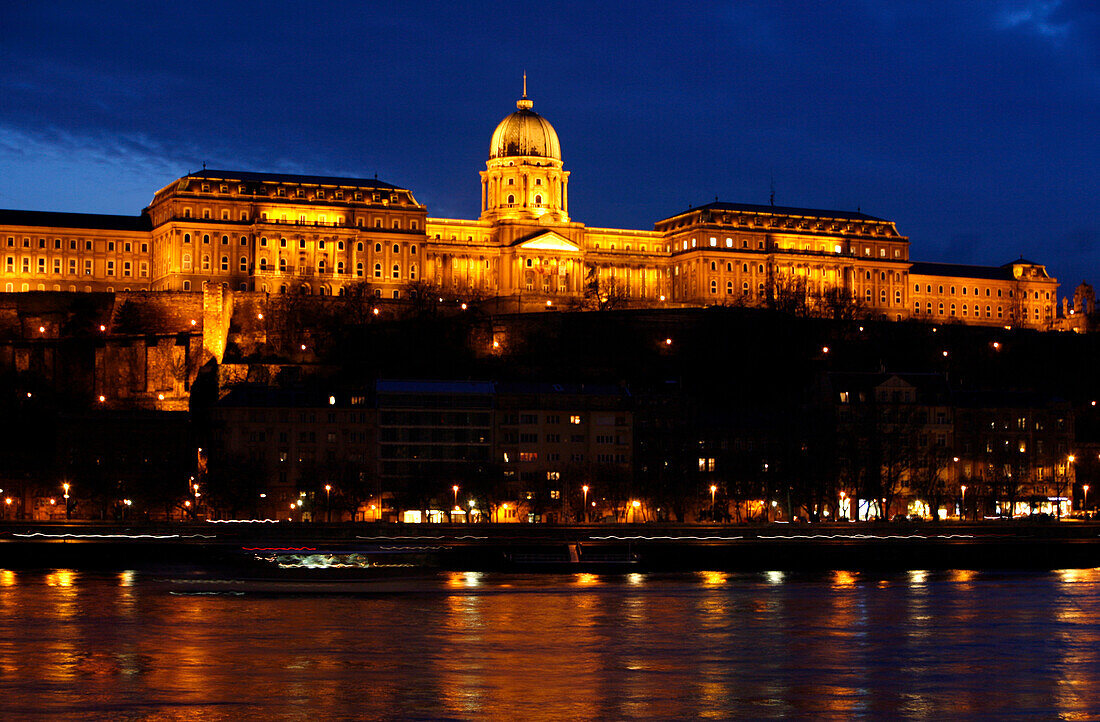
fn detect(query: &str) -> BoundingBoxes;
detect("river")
[0,567,1097,719]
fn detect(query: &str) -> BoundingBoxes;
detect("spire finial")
[516,73,533,110]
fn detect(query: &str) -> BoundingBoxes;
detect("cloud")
[995,1,1072,41]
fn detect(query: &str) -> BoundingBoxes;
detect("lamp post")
[839,491,846,521]
[452,485,459,523]
[960,485,967,521]
[325,484,332,523]
[1083,484,1090,513]
[710,484,718,522]
[582,485,589,523]
[63,482,71,520]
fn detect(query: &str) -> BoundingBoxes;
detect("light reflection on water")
[0,568,1096,719]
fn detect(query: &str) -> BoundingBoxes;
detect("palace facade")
[0,89,1062,328]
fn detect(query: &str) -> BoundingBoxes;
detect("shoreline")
[2,520,1098,571]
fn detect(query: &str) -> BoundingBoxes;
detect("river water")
[0,567,1097,720]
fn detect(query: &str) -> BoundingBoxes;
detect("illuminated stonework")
[0,88,1063,329]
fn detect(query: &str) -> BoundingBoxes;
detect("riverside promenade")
[2,520,1098,571]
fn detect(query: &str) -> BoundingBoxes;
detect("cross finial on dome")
[523,71,527,99]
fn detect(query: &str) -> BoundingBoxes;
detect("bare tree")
[579,266,629,311]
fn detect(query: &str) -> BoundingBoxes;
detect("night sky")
[1,2,1096,289]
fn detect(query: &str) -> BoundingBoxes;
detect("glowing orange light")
[664,338,672,346]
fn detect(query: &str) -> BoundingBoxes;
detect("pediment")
[516,232,580,253]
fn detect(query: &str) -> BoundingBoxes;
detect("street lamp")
[325,484,332,523]
[631,499,641,523]
[582,485,589,522]
[710,484,718,522]
[1083,484,1090,513]
[63,482,71,520]
[839,491,846,521]
[960,485,967,521]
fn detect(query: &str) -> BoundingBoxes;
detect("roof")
[828,371,951,398]
[495,381,630,397]
[662,202,886,223]
[376,380,495,395]
[0,209,151,232]
[186,169,399,190]
[908,262,1015,282]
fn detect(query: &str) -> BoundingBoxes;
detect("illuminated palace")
[0,89,1062,328]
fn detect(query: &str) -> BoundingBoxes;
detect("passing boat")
[157,544,440,595]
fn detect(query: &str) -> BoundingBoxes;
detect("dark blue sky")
[1,2,1097,289]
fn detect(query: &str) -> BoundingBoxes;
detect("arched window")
[184,233,191,244]
[534,194,542,204]
[710,261,716,271]
[203,234,210,244]
[356,262,364,277]
[710,280,717,294]
[279,258,287,272]
[240,236,247,246]
[507,194,515,204]
[337,261,344,274]
[221,256,229,271]
[393,244,399,254]
[239,256,247,272]
[410,263,417,280]
[183,253,192,270]
[726,263,732,272]
[318,259,326,274]
[357,242,364,252]
[726,281,733,294]
[374,243,381,253]
[392,263,400,279]
[411,245,417,255]
[221,235,228,245]
[374,263,382,278]
[259,258,268,271]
